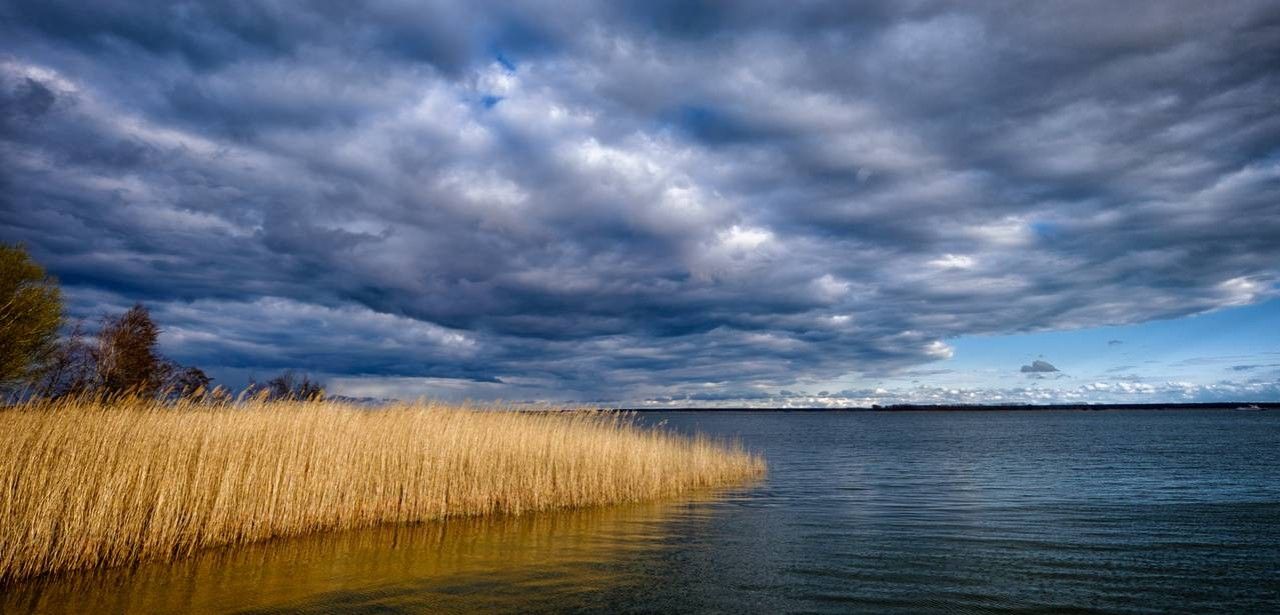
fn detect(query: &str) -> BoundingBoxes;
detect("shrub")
[0,244,63,391]
[262,370,326,401]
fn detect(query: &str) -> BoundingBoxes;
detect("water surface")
[7,409,1279,613]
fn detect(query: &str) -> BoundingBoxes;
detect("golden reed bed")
[0,398,763,582]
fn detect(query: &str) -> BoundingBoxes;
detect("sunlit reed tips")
[0,398,764,582]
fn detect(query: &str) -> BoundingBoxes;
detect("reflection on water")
[2,495,727,614]
[6,410,1280,613]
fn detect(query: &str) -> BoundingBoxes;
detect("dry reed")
[0,397,763,582]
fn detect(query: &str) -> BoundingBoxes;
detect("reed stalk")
[0,398,763,582]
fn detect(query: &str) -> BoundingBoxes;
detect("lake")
[6,409,1279,613]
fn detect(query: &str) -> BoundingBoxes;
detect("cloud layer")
[3,1,1279,402]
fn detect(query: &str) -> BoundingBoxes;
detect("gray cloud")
[2,1,1279,401]
[1021,360,1061,374]
[1230,363,1280,372]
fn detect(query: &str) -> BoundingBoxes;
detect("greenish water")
[5,409,1279,613]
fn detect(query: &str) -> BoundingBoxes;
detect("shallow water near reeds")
[6,409,1280,613]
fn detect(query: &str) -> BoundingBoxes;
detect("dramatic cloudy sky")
[3,1,1279,405]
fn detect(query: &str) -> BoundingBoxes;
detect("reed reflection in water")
[4,492,734,614]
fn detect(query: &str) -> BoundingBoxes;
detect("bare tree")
[93,304,165,398]
[35,321,94,398]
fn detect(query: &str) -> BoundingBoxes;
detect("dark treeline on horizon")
[1,243,324,402]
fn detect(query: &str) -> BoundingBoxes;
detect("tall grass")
[0,397,763,582]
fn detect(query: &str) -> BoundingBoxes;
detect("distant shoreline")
[623,402,1280,412]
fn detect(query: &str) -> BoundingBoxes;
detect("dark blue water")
[631,410,1280,613]
[7,410,1279,613]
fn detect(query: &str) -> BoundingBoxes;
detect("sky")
[2,1,1278,406]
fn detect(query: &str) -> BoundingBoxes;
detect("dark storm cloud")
[1021,360,1060,374]
[3,1,1279,400]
